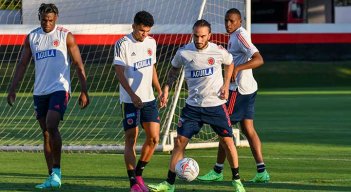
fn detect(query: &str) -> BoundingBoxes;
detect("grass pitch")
[0,91,350,192]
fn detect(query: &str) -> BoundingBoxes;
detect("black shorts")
[227,90,256,124]
[122,100,160,131]
[177,104,233,139]
[33,91,70,120]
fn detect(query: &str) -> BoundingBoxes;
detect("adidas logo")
[131,52,136,56]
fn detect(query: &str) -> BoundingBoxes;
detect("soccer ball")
[175,157,199,182]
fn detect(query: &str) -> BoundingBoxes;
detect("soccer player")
[7,3,89,189]
[197,8,270,183]
[148,19,246,192]
[113,11,164,192]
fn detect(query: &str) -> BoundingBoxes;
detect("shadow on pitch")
[0,172,232,192]
[244,181,351,192]
[0,172,129,192]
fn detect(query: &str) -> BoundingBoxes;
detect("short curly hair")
[226,8,241,19]
[38,3,59,20]
[134,11,154,27]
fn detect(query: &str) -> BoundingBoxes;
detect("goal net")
[0,0,249,152]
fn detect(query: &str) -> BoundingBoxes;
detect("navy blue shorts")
[33,91,70,120]
[177,104,232,139]
[122,100,160,130]
[226,90,256,124]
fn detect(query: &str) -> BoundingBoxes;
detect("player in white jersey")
[7,3,89,189]
[113,11,165,192]
[148,19,246,192]
[198,8,270,183]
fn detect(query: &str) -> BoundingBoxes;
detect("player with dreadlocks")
[7,3,90,189]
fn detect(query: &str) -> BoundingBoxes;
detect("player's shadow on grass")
[0,172,131,192]
[146,178,244,191]
[245,181,351,192]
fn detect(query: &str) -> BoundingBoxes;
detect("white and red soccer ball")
[175,157,199,182]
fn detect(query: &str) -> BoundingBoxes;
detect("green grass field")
[1,60,351,191]
[0,91,350,192]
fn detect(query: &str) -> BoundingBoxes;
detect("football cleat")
[197,169,223,182]
[249,170,270,183]
[148,181,175,192]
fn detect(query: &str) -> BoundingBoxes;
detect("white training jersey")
[172,42,233,107]
[227,26,259,94]
[113,33,157,103]
[29,25,71,95]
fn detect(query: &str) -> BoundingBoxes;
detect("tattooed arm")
[160,66,182,107]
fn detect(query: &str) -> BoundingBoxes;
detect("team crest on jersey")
[207,57,215,65]
[53,39,60,47]
[147,48,152,56]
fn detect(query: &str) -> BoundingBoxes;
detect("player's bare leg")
[36,110,62,189]
[240,119,263,163]
[219,137,238,169]
[216,143,226,164]
[124,127,139,169]
[241,119,269,183]
[136,122,160,192]
[148,135,188,192]
[46,110,62,169]
[38,118,53,175]
[220,136,245,192]
[169,135,188,172]
[140,122,160,161]
[124,127,141,191]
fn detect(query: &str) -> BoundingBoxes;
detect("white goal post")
[0,0,250,152]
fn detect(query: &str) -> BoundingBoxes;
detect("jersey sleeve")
[152,39,157,65]
[171,49,183,68]
[113,38,127,66]
[237,32,259,58]
[221,47,234,65]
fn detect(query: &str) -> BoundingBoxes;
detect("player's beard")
[195,41,208,50]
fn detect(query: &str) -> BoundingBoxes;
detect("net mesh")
[0,0,247,151]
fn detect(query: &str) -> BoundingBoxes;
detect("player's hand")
[7,91,16,107]
[131,93,143,109]
[231,68,238,82]
[79,91,90,109]
[159,90,168,109]
[218,86,229,100]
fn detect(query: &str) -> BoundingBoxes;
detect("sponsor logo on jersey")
[53,39,60,47]
[134,58,152,71]
[35,49,56,60]
[131,52,136,56]
[208,57,215,65]
[190,67,213,78]
[147,48,152,56]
